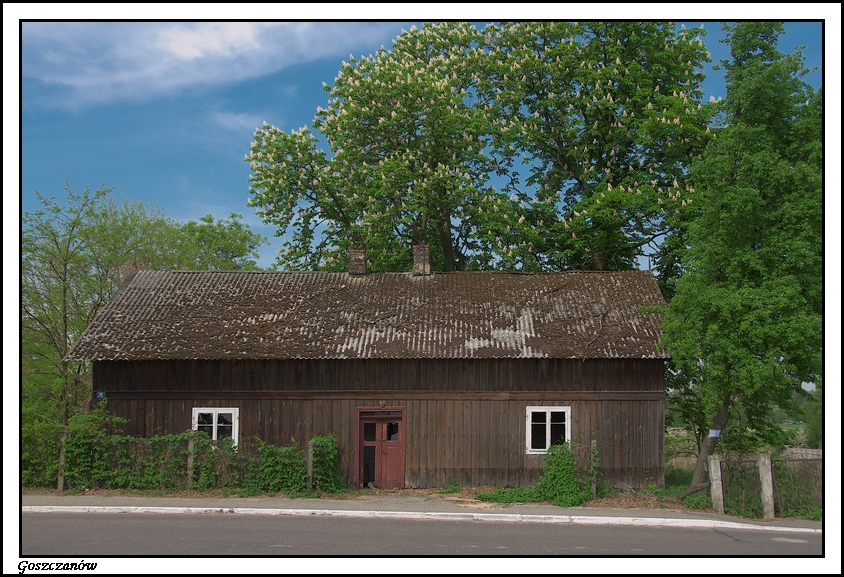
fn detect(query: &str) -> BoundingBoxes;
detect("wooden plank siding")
[93,358,665,488]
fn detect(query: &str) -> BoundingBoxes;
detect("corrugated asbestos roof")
[66,270,668,361]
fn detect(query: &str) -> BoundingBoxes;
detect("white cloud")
[155,22,271,60]
[210,110,264,133]
[21,22,403,108]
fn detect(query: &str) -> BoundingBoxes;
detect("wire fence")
[772,458,823,516]
[711,455,823,519]
[720,459,763,518]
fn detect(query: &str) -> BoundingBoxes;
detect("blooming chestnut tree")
[248,22,714,273]
[248,22,521,272]
[488,22,713,272]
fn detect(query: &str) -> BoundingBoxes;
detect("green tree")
[248,22,506,272]
[22,183,181,490]
[175,213,268,271]
[22,184,269,489]
[660,23,822,494]
[248,22,714,276]
[488,22,713,273]
[803,387,822,449]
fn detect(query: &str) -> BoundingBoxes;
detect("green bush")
[22,418,62,488]
[475,442,597,507]
[22,408,350,497]
[258,441,308,495]
[531,444,593,507]
[682,491,712,510]
[310,435,347,493]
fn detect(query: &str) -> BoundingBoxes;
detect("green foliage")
[258,441,308,495]
[22,183,271,489]
[175,213,268,270]
[21,417,62,488]
[681,492,712,510]
[436,482,462,494]
[595,485,619,499]
[772,459,823,518]
[803,388,822,449]
[22,183,180,488]
[475,442,597,507]
[489,22,712,272]
[660,23,822,487]
[800,508,823,522]
[248,22,713,273]
[310,435,347,493]
[249,22,496,272]
[476,484,535,504]
[21,412,351,498]
[531,444,594,507]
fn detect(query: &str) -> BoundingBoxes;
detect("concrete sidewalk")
[22,493,822,533]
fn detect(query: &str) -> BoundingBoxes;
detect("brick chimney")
[349,249,366,275]
[412,245,431,276]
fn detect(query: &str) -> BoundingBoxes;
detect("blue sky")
[11,12,836,270]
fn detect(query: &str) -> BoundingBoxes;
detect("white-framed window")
[192,407,239,445]
[526,406,571,454]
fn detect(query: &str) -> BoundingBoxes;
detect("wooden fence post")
[307,439,315,489]
[591,439,597,500]
[186,436,194,490]
[709,455,724,514]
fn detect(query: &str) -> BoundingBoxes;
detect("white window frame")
[525,406,571,454]
[192,407,240,446]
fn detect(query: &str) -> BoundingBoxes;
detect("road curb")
[22,506,822,533]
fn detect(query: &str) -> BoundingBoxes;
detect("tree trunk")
[437,214,457,272]
[57,429,67,492]
[56,366,70,492]
[680,396,731,497]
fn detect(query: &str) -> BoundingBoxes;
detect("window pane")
[217,425,233,440]
[197,413,213,426]
[550,411,566,424]
[217,413,233,426]
[387,422,399,441]
[363,446,376,485]
[531,411,546,424]
[364,422,376,441]
[550,423,567,447]
[198,425,213,437]
[531,423,547,450]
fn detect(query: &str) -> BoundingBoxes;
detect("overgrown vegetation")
[475,443,598,507]
[21,183,268,490]
[662,430,821,520]
[21,406,346,497]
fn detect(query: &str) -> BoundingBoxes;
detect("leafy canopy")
[661,22,822,451]
[247,22,713,273]
[22,182,269,490]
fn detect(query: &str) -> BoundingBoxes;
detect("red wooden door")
[357,409,405,489]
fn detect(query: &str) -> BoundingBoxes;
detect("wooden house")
[67,248,669,489]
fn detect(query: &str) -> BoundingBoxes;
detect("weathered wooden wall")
[94,359,665,488]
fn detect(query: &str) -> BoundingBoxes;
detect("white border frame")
[191,407,240,446]
[525,406,571,454]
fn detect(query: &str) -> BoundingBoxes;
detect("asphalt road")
[21,512,823,557]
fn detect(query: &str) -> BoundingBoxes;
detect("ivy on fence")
[22,407,346,496]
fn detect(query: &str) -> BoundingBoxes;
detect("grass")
[435,482,462,494]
